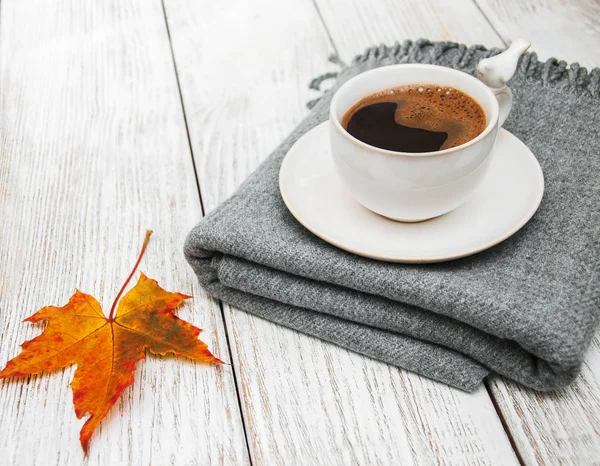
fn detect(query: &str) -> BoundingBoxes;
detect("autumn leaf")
[0,230,223,454]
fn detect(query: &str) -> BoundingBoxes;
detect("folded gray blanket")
[185,40,600,391]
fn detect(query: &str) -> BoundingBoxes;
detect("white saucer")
[279,122,544,263]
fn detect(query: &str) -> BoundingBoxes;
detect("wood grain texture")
[0,0,248,464]
[487,337,600,464]
[164,0,519,463]
[313,0,505,62]
[474,0,600,68]
[225,302,519,465]
[163,0,337,210]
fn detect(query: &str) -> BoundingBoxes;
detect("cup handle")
[492,85,513,127]
[476,38,530,128]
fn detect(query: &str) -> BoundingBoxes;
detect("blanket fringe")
[308,39,600,107]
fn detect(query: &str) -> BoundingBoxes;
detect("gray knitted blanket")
[185,40,600,391]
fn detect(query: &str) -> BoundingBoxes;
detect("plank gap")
[219,301,255,466]
[160,0,206,217]
[310,0,342,60]
[160,1,253,463]
[471,0,508,47]
[485,380,526,466]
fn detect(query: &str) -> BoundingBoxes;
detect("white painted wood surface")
[488,338,600,464]
[314,0,505,61]
[1,0,599,464]
[0,0,248,464]
[475,0,600,68]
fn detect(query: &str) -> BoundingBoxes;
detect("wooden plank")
[313,0,505,62]
[487,337,600,464]
[164,0,519,463]
[225,305,519,465]
[162,0,339,208]
[0,1,249,464]
[474,0,600,68]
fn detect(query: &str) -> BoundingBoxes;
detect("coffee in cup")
[341,85,487,153]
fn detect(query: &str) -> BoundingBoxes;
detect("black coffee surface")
[345,102,448,152]
[342,84,486,153]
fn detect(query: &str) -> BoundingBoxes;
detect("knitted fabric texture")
[185,40,600,391]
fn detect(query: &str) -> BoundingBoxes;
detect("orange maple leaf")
[0,230,223,454]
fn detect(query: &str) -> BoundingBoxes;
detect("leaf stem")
[108,230,153,320]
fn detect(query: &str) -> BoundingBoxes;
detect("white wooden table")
[1,0,599,464]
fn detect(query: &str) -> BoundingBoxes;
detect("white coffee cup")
[329,40,529,222]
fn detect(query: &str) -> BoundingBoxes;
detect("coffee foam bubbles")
[344,84,487,150]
